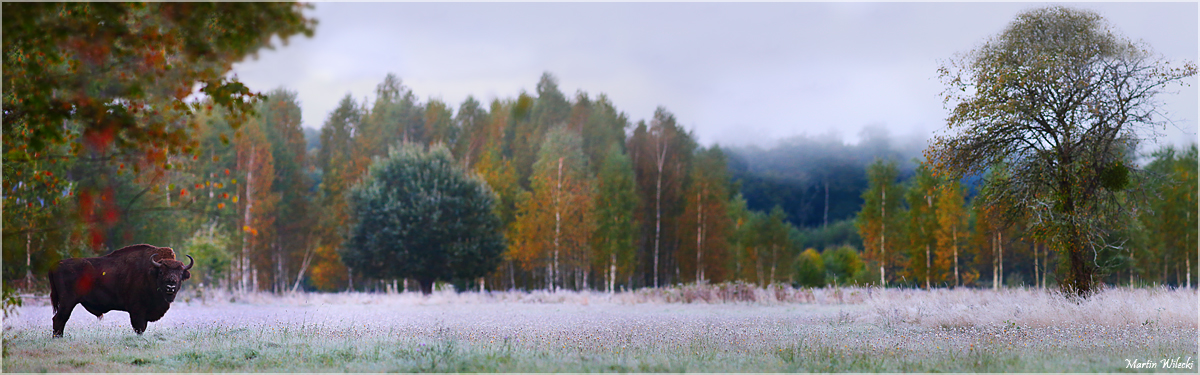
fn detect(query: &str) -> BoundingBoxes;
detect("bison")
[48,244,193,337]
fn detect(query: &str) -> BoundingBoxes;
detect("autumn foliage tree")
[680,146,733,283]
[2,3,314,288]
[928,6,1195,296]
[628,108,696,287]
[512,127,596,291]
[856,158,903,286]
[1137,145,1198,287]
[311,95,362,290]
[934,179,967,287]
[904,162,941,289]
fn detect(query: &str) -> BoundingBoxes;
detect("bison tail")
[48,270,59,315]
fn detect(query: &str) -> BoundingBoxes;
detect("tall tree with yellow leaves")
[904,162,941,289]
[856,158,903,286]
[934,179,967,287]
[235,117,278,292]
[513,127,595,290]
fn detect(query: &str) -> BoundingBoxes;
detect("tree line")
[281,72,865,292]
[4,4,1193,298]
[852,148,1196,291]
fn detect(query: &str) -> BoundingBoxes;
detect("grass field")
[3,285,1196,372]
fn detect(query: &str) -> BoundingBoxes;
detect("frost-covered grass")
[3,286,1195,372]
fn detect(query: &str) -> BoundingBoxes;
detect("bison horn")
[183,255,194,270]
[150,254,164,267]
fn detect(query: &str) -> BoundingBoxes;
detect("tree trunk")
[953,226,959,287]
[880,185,886,287]
[553,157,563,292]
[993,233,999,290]
[1042,243,1048,289]
[241,148,256,293]
[1062,188,1094,296]
[24,227,34,288]
[1033,242,1039,289]
[290,245,315,293]
[276,242,286,294]
[696,188,704,283]
[609,253,617,293]
[998,231,1003,288]
[654,148,665,288]
[925,244,930,290]
[509,259,516,292]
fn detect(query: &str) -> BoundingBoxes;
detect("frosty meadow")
[4,285,1196,372]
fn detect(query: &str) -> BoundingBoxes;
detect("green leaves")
[343,144,505,294]
[794,249,825,288]
[1098,162,1128,191]
[928,6,1195,296]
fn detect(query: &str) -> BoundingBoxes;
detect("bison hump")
[106,244,176,261]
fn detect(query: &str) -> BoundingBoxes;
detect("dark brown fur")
[48,244,192,337]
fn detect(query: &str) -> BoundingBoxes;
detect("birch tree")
[856,158,903,286]
[905,162,941,289]
[681,146,733,283]
[513,127,595,291]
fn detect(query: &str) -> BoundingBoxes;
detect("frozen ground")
[3,286,1196,372]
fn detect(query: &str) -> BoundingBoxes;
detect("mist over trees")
[725,128,927,230]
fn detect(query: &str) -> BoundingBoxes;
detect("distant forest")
[725,129,926,229]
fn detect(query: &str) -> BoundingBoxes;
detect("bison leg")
[52,302,76,338]
[129,313,149,335]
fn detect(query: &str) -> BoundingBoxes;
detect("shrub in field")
[343,144,505,295]
[794,249,825,287]
[183,225,233,288]
[821,245,864,285]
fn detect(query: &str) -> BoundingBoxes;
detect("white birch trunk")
[609,253,617,293]
[241,149,255,293]
[290,245,315,293]
[880,185,886,287]
[953,226,959,287]
[553,157,563,292]
[993,233,999,290]
[654,143,667,288]
[696,189,703,282]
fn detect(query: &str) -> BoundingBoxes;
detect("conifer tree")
[343,144,504,295]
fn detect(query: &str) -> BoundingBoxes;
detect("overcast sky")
[229,2,1197,150]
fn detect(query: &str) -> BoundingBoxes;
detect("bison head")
[150,254,193,302]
